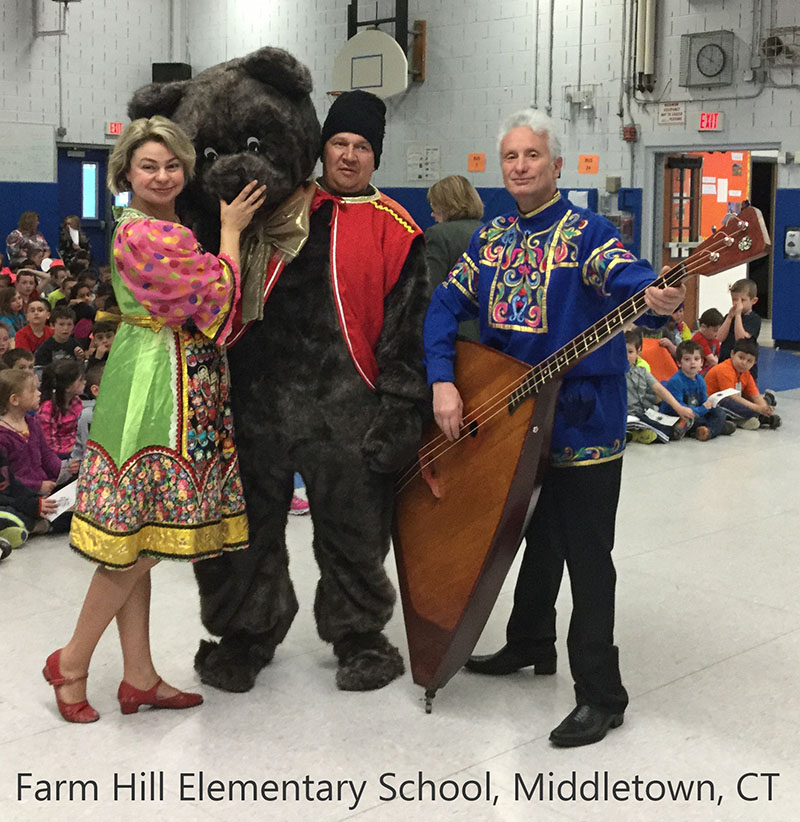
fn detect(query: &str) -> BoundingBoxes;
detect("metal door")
[57,147,111,266]
[662,155,703,326]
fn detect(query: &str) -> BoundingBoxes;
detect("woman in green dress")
[43,116,265,722]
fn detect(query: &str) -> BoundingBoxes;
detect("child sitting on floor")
[0,369,75,495]
[0,287,26,337]
[85,321,116,367]
[704,338,780,430]
[691,307,723,376]
[658,303,692,359]
[3,348,35,375]
[659,340,736,441]
[34,306,86,367]
[625,331,694,443]
[70,362,103,461]
[0,448,59,547]
[717,278,761,381]
[0,325,11,359]
[36,360,86,459]
[13,298,53,354]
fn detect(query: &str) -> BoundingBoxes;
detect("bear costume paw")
[194,632,277,693]
[333,632,405,691]
[360,395,422,474]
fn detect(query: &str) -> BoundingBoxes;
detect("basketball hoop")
[330,29,409,99]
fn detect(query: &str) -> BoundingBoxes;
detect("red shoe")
[42,649,99,724]
[117,677,203,715]
[289,494,309,515]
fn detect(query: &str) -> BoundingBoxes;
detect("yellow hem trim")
[553,451,625,468]
[71,512,248,569]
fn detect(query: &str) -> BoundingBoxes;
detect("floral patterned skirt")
[70,326,248,569]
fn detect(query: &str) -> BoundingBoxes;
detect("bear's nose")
[204,154,269,202]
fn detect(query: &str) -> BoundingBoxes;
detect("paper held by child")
[45,480,77,521]
[707,388,740,407]
[626,409,679,443]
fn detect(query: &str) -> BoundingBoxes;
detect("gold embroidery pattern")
[372,201,417,234]
[582,238,638,296]
[483,211,577,333]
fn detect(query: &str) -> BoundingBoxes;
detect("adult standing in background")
[424,175,484,341]
[5,212,50,267]
[57,216,93,270]
[424,109,685,747]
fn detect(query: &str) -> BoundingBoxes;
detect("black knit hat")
[320,90,386,168]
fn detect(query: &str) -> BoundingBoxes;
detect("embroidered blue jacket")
[424,193,665,466]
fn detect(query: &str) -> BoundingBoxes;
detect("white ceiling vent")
[679,30,735,87]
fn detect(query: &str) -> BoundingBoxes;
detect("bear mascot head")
[128,46,321,254]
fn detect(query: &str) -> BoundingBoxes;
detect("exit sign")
[106,121,124,136]
[698,111,724,131]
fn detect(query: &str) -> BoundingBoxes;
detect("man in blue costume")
[423,109,685,747]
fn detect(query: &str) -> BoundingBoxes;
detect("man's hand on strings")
[433,381,463,442]
[644,267,686,315]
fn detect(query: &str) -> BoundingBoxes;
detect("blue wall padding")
[0,183,60,260]
[771,188,800,344]
[381,186,598,234]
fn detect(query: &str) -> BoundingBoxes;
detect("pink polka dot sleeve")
[112,217,241,343]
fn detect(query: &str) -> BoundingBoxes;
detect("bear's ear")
[239,47,313,97]
[128,81,190,120]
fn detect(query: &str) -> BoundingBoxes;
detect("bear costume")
[129,48,430,692]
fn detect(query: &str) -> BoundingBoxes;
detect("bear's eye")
[246,137,261,153]
[204,147,219,162]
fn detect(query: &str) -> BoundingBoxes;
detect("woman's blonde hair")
[107,116,196,195]
[0,369,35,414]
[17,212,39,234]
[427,175,484,222]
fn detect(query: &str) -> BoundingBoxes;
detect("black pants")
[506,458,628,714]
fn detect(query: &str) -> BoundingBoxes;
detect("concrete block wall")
[182,1,800,196]
[0,0,175,146]
[4,2,797,184]
[2,1,799,257]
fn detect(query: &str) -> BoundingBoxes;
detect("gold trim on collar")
[518,191,562,219]
[314,178,381,204]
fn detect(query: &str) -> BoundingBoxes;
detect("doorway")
[658,149,776,328]
[57,146,111,266]
[662,155,703,325]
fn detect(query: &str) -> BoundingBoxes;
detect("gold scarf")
[238,183,315,324]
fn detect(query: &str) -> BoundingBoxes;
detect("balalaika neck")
[508,263,687,412]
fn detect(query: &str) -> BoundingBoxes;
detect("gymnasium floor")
[2,347,799,822]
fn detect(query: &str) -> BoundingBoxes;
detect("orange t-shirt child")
[704,358,758,398]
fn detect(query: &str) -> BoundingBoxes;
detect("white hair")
[496,109,562,160]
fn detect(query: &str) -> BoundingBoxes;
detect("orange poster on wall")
[689,150,751,242]
[578,154,599,174]
[467,153,486,172]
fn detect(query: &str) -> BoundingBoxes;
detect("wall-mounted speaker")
[152,63,192,83]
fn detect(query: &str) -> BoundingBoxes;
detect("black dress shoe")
[464,645,557,676]
[549,704,624,747]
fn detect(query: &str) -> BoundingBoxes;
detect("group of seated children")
[0,330,109,560]
[626,277,779,445]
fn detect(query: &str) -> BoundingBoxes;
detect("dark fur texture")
[129,48,430,693]
[128,47,320,254]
